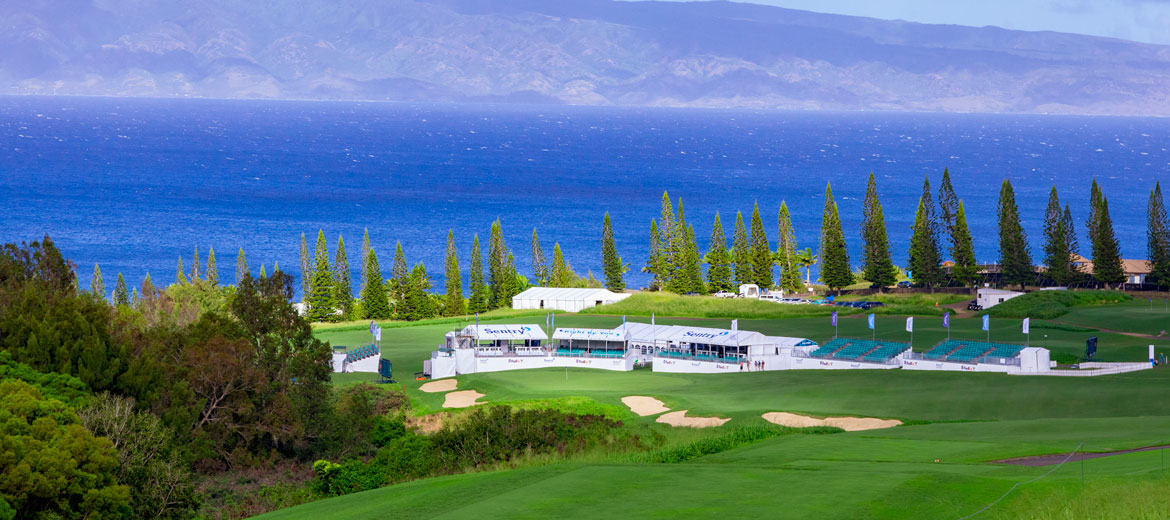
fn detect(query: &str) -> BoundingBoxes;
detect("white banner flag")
[731,319,738,332]
[905,317,914,332]
[1022,318,1030,334]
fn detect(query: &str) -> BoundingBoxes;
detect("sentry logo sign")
[482,326,532,335]
[684,331,731,340]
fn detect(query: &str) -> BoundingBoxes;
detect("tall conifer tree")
[731,211,751,286]
[91,264,105,299]
[307,230,336,321]
[444,230,466,316]
[259,264,267,279]
[176,257,187,286]
[950,202,980,286]
[679,223,705,294]
[776,202,801,294]
[643,219,663,291]
[997,180,1034,290]
[1042,187,1077,286]
[206,246,218,286]
[142,273,154,296]
[531,228,548,286]
[191,247,201,282]
[1149,182,1170,287]
[1087,179,1124,288]
[861,172,898,289]
[390,241,410,309]
[360,228,371,293]
[361,249,390,319]
[1062,206,1082,284]
[113,273,129,306]
[487,219,516,306]
[658,192,679,288]
[749,202,773,288]
[299,233,311,300]
[704,212,733,293]
[236,248,247,285]
[819,183,853,290]
[601,212,626,291]
[938,168,960,239]
[908,177,944,290]
[550,243,570,287]
[334,235,353,319]
[468,235,489,313]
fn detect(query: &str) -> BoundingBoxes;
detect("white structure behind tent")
[511,287,631,312]
[977,288,1024,309]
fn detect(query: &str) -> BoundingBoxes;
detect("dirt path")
[992,444,1170,467]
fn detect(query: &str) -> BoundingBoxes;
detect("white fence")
[1017,362,1152,377]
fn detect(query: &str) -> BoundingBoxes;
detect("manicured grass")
[578,292,855,319]
[1056,298,1170,336]
[311,308,556,333]
[272,305,1170,520]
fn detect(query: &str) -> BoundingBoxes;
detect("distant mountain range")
[5,0,1170,115]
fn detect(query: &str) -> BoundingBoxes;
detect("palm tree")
[793,248,818,288]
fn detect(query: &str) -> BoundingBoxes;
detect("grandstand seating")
[812,338,909,363]
[345,344,381,363]
[923,340,1025,364]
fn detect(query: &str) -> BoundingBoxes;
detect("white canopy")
[459,324,548,341]
[553,327,627,341]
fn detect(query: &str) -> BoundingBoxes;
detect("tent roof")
[458,324,548,341]
[552,328,627,341]
[512,287,626,301]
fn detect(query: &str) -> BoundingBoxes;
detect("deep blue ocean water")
[2,96,1168,295]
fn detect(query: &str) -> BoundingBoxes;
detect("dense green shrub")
[310,460,388,498]
[431,406,628,470]
[638,425,840,464]
[375,435,439,483]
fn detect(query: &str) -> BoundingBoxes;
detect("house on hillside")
[1071,254,1152,285]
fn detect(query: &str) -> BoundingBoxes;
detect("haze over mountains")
[5,0,1170,115]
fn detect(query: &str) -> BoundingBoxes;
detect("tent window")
[540,300,545,308]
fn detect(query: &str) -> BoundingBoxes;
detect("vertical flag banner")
[905,317,914,332]
[831,311,838,327]
[982,314,990,331]
[651,313,655,326]
[942,312,950,328]
[1022,318,1030,334]
[867,314,875,329]
[731,319,738,332]
[369,321,375,335]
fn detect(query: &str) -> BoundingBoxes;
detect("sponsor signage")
[482,326,533,335]
[683,330,731,340]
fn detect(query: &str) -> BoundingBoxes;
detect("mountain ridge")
[3,0,1169,115]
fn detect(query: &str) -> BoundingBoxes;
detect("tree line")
[84,176,1170,322]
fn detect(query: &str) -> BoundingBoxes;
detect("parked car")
[759,294,783,303]
[897,281,914,288]
[967,299,983,311]
[712,291,736,298]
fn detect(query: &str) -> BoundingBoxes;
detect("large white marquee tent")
[511,287,631,312]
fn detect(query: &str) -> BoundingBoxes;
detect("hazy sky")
[657,0,1170,45]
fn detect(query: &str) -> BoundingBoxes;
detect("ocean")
[2,96,1167,295]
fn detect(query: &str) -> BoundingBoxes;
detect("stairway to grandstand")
[810,338,910,363]
[345,344,381,364]
[922,340,1025,364]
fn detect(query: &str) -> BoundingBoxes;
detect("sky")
[656,0,1170,45]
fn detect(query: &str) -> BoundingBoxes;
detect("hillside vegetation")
[985,290,1130,319]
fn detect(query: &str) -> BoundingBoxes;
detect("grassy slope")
[260,301,1170,519]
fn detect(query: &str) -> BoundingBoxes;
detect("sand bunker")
[656,410,730,428]
[442,390,485,408]
[420,379,458,393]
[622,396,671,416]
[762,412,901,432]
